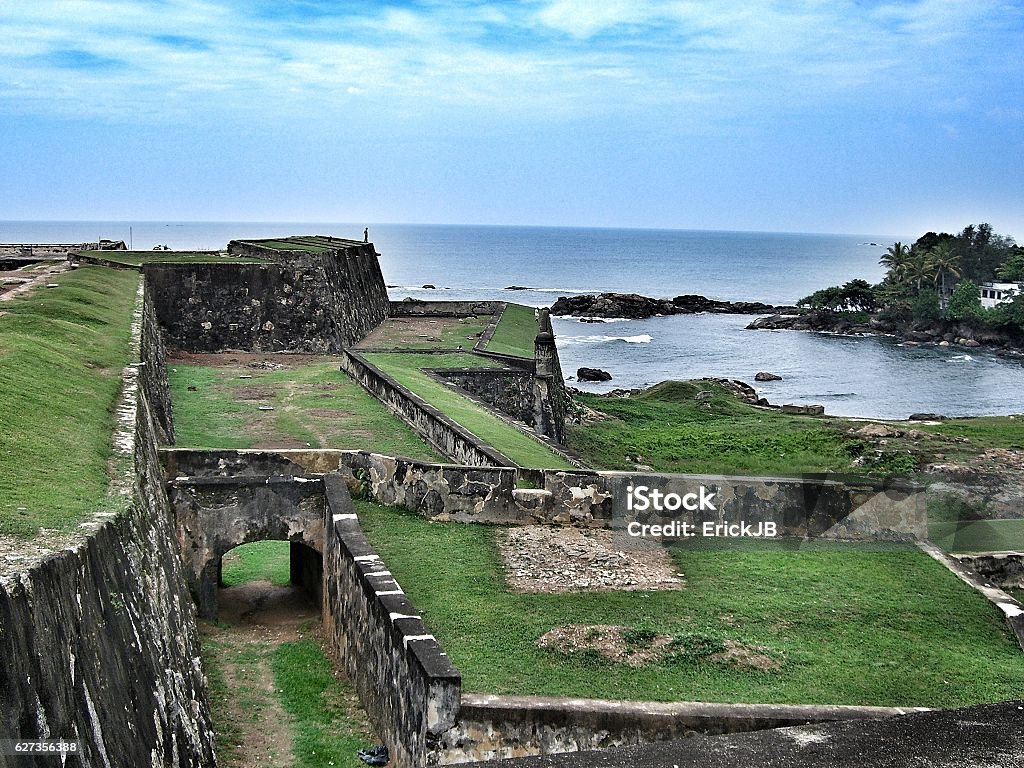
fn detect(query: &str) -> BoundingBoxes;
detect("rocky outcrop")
[754,372,782,382]
[577,367,612,382]
[551,293,796,319]
[747,311,1024,354]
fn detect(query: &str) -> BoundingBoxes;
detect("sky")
[1,0,1022,237]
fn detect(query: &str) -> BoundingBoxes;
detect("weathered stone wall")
[147,241,388,353]
[321,476,461,768]
[159,449,926,540]
[953,553,1024,589]
[532,310,567,444]
[439,695,919,764]
[140,283,174,443]
[168,475,326,620]
[0,280,215,768]
[431,368,536,425]
[340,351,518,467]
[390,300,505,317]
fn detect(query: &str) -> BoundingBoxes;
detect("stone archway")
[169,475,325,620]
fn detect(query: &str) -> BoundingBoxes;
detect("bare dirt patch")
[537,624,782,671]
[355,315,488,349]
[498,525,685,592]
[167,351,345,368]
[233,384,279,400]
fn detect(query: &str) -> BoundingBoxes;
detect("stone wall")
[390,300,505,317]
[532,309,567,444]
[321,476,461,768]
[339,351,519,467]
[147,240,388,353]
[159,449,926,540]
[430,368,537,426]
[140,284,174,443]
[0,279,215,767]
[439,695,919,764]
[953,553,1024,589]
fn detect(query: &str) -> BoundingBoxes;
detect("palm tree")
[906,248,934,292]
[927,242,961,297]
[880,241,911,284]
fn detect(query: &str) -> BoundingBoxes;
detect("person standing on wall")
[363,227,369,243]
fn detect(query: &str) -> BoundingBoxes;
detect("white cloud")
[0,0,1017,128]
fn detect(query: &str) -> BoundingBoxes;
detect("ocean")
[4,220,1023,419]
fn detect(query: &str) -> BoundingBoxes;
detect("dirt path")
[0,262,69,301]
[201,582,317,768]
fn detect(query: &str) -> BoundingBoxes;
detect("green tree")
[880,241,911,283]
[991,293,1024,331]
[905,248,935,291]
[911,290,940,322]
[946,279,982,321]
[996,247,1024,281]
[928,242,961,295]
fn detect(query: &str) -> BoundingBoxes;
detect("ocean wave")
[947,354,974,362]
[560,334,653,345]
[560,316,633,324]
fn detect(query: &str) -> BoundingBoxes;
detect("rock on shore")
[746,311,1024,352]
[550,292,797,319]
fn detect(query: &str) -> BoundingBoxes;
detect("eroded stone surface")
[498,526,684,592]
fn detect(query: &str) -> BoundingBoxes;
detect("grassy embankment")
[168,358,442,460]
[0,266,140,536]
[569,381,1024,478]
[78,251,270,267]
[356,500,1024,708]
[481,302,537,358]
[361,352,574,469]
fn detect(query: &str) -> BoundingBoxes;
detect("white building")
[979,281,1023,309]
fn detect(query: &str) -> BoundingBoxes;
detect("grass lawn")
[0,265,140,536]
[222,541,291,587]
[920,416,1024,451]
[168,356,442,460]
[361,352,574,468]
[483,303,537,358]
[356,500,1024,708]
[79,251,269,266]
[928,519,1024,553]
[568,381,873,477]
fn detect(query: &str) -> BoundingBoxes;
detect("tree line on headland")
[794,223,1024,335]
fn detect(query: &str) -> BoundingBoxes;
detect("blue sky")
[1,1,1022,236]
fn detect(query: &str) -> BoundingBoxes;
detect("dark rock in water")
[577,367,613,382]
[422,284,436,289]
[909,413,947,421]
[579,317,607,323]
[505,285,531,290]
[551,292,796,319]
[755,372,783,381]
[386,284,398,288]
